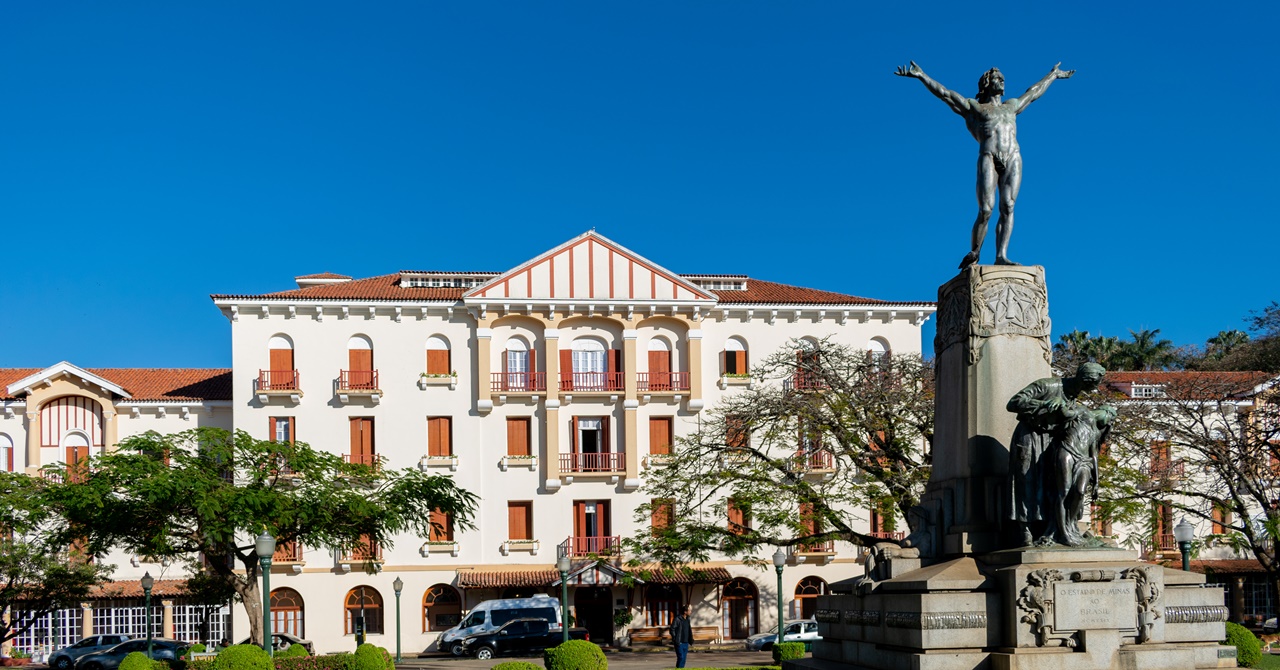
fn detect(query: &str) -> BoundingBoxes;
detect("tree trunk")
[231,567,264,646]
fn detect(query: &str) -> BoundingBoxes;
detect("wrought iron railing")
[257,369,300,391]
[559,372,624,392]
[338,369,379,391]
[559,452,625,472]
[491,372,547,392]
[558,536,621,558]
[637,372,690,392]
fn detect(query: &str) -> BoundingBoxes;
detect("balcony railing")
[559,372,624,392]
[1156,533,1177,551]
[558,536,621,558]
[1143,460,1185,482]
[868,531,906,541]
[342,541,383,562]
[793,539,835,554]
[343,453,381,470]
[491,372,547,392]
[637,372,690,392]
[785,373,828,392]
[339,369,379,391]
[273,541,303,563]
[560,452,625,473]
[257,369,300,391]
[794,449,834,471]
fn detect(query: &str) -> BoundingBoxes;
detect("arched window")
[793,577,826,619]
[271,588,305,638]
[868,337,890,366]
[423,584,461,632]
[723,337,748,376]
[346,335,375,390]
[645,585,682,626]
[426,336,451,375]
[646,337,674,391]
[502,336,533,390]
[0,433,12,472]
[721,578,758,639]
[265,335,297,390]
[566,337,617,391]
[794,338,823,390]
[345,586,384,635]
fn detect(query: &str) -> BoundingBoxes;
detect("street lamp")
[557,553,571,643]
[1174,517,1195,572]
[772,548,787,647]
[140,572,155,658]
[254,532,277,656]
[393,577,404,663]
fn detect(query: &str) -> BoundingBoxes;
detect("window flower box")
[501,539,540,556]
[499,455,538,471]
[420,540,459,557]
[719,374,753,390]
[644,454,675,468]
[420,455,459,472]
[419,372,457,390]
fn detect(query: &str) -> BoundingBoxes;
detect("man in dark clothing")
[670,605,693,668]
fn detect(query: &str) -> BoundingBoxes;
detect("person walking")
[670,605,693,669]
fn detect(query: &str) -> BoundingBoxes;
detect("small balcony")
[273,541,304,564]
[343,453,382,471]
[637,372,690,393]
[868,531,906,542]
[337,370,381,404]
[491,372,547,393]
[558,536,621,558]
[341,540,383,563]
[790,539,836,565]
[257,369,300,391]
[560,452,625,473]
[559,372,624,393]
[793,449,835,472]
[1141,460,1185,488]
[785,373,828,393]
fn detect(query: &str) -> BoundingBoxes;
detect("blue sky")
[3,2,1276,368]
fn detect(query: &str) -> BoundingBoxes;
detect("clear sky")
[3,2,1276,368]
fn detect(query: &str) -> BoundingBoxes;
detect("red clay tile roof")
[213,273,931,307]
[295,272,351,280]
[629,566,733,584]
[1104,371,1274,398]
[90,578,190,598]
[457,568,560,589]
[1,368,231,402]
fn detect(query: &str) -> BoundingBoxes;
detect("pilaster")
[81,602,93,637]
[25,411,39,469]
[161,600,174,639]
[104,410,118,452]
[476,327,493,413]
[622,330,638,401]
[544,400,561,488]
[545,329,561,402]
[687,329,704,411]
[624,399,639,480]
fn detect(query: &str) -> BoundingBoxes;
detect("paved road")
[397,650,779,670]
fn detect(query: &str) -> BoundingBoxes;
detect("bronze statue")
[1005,362,1105,546]
[1052,403,1116,546]
[895,62,1074,269]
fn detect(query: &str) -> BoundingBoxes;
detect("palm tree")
[1084,335,1123,369]
[1206,330,1249,359]
[1123,329,1177,371]
[1053,330,1091,373]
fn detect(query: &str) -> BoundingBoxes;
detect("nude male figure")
[896,62,1074,268]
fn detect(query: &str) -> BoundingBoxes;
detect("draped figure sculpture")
[895,62,1074,269]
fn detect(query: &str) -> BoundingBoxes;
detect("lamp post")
[557,553,571,643]
[772,548,787,647]
[140,572,155,658]
[1174,517,1195,572]
[254,532,276,656]
[393,577,404,663]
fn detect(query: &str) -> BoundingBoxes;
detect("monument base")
[788,548,1234,670]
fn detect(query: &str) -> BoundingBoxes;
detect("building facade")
[3,231,936,654]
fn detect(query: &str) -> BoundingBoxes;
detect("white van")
[437,595,562,655]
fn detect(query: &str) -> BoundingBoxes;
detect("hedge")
[1224,622,1261,668]
[273,654,356,670]
[212,645,273,670]
[278,644,310,659]
[772,642,806,664]
[492,663,542,670]
[352,644,393,670]
[120,652,155,670]
[545,640,607,670]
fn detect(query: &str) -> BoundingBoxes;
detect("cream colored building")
[3,231,935,655]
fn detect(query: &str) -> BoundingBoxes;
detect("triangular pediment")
[5,361,132,398]
[551,559,641,587]
[463,231,715,303]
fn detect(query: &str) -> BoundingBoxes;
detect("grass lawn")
[1256,651,1280,669]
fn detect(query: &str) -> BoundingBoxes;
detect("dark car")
[49,635,132,670]
[75,638,189,670]
[461,618,591,660]
[235,633,316,655]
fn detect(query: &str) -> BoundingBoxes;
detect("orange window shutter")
[442,418,452,456]
[507,418,530,457]
[570,418,579,454]
[735,351,747,373]
[649,418,671,455]
[270,349,293,371]
[601,416,611,452]
[573,501,586,537]
[289,419,296,443]
[350,349,372,371]
[350,418,360,458]
[365,419,375,456]
[609,349,623,374]
[269,417,277,441]
[427,350,449,375]
[600,500,611,536]
[560,350,573,389]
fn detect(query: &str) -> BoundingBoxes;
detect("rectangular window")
[506,418,531,457]
[649,417,673,456]
[1090,505,1113,537]
[1212,506,1233,535]
[430,509,454,542]
[269,417,295,443]
[724,350,747,375]
[726,415,749,450]
[507,502,533,541]
[427,417,453,457]
[651,498,674,533]
[349,417,375,466]
[869,509,884,534]
[427,349,450,375]
[728,498,751,534]
[506,350,529,375]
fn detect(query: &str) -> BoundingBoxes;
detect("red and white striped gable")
[464,232,715,303]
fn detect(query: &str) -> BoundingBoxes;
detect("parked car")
[460,618,590,660]
[234,633,315,655]
[1263,615,1278,634]
[438,595,562,656]
[49,635,132,670]
[746,619,821,651]
[75,638,189,670]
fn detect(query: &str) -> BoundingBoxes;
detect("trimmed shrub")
[493,663,541,670]
[544,640,607,670]
[772,641,806,664]
[186,658,216,670]
[278,644,310,659]
[274,654,356,670]
[1223,622,1261,668]
[352,644,393,670]
[212,644,273,670]
[188,644,207,655]
[120,652,155,670]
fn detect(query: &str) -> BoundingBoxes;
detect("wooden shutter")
[720,350,727,375]
[507,418,531,457]
[728,499,748,534]
[608,349,623,373]
[573,501,586,537]
[350,418,374,460]
[570,418,579,454]
[651,499,672,531]
[869,509,883,534]
[800,502,819,534]
[289,419,296,443]
[428,418,452,457]
[269,348,294,371]
[560,350,573,390]
[601,416,611,452]
[508,502,532,540]
[431,509,453,542]
[649,417,672,456]
[269,417,278,442]
[599,500,611,536]
[648,351,670,374]
[427,350,450,375]
[735,351,747,374]
[349,349,373,371]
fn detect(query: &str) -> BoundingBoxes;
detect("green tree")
[0,472,110,646]
[40,428,478,646]
[1116,328,1179,371]
[626,339,933,567]
[1052,329,1093,374]
[1206,330,1250,360]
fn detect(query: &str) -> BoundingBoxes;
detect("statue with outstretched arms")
[895,61,1074,269]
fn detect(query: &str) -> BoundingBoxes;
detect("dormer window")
[400,273,495,288]
[1131,384,1166,398]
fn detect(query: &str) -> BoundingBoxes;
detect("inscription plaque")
[1053,580,1136,630]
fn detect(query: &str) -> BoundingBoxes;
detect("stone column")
[26,411,40,471]
[161,600,174,639]
[103,410,118,452]
[686,328,704,412]
[622,330,638,400]
[543,329,561,487]
[81,603,93,638]
[624,400,639,481]
[476,327,494,413]
[917,265,1052,556]
[622,330,639,480]
[1,608,10,656]
[1233,577,1246,623]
